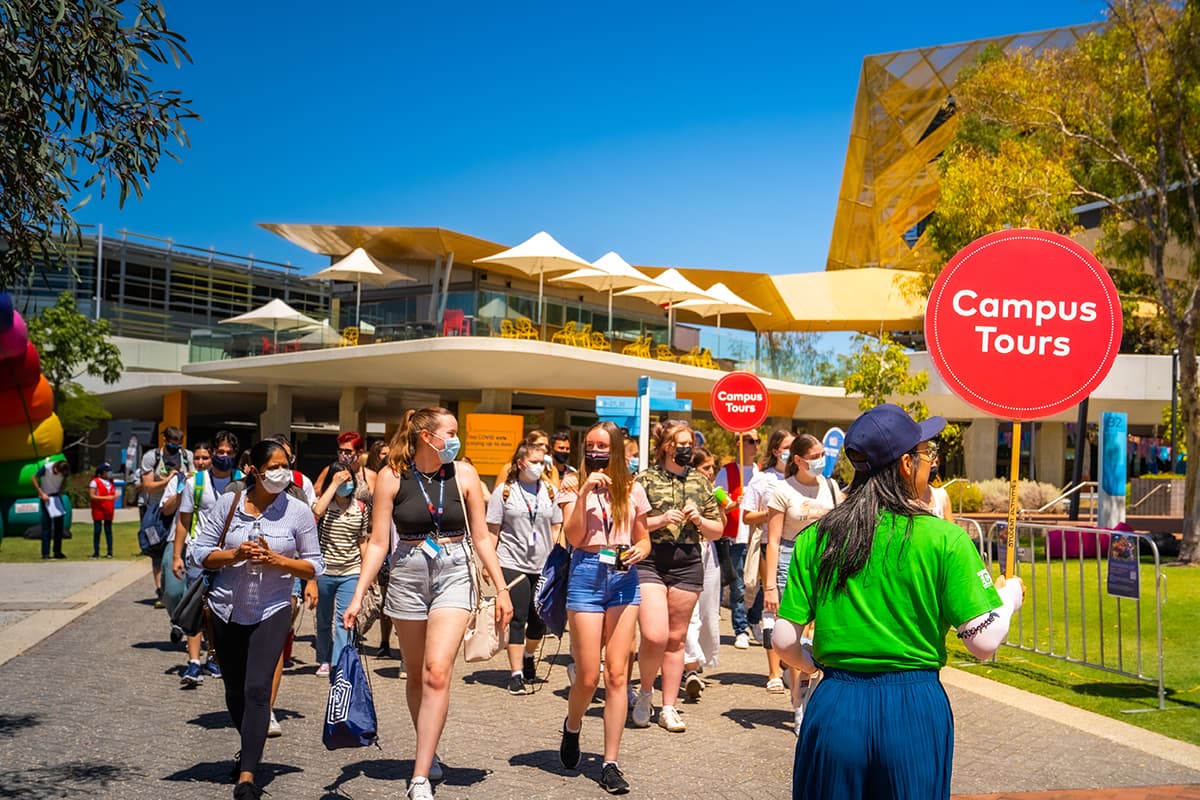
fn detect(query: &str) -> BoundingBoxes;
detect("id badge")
[420,536,443,559]
[598,548,617,566]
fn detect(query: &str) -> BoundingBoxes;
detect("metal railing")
[1127,482,1170,512]
[1020,481,1098,523]
[954,516,990,570]
[982,521,1166,710]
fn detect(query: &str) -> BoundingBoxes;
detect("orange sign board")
[464,413,524,476]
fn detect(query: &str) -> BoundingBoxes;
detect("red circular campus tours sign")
[925,229,1123,420]
[710,371,770,432]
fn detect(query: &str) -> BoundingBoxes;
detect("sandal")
[765,677,786,693]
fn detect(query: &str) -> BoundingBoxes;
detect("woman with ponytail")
[344,407,512,800]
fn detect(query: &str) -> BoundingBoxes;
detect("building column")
[338,386,368,434]
[1035,423,1066,488]
[162,390,189,443]
[259,385,293,440]
[963,418,998,483]
[476,388,513,415]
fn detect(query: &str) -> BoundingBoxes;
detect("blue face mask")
[433,434,461,464]
[336,481,355,497]
[211,454,235,473]
[628,457,640,473]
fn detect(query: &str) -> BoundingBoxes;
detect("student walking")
[344,407,512,800]
[771,404,1024,800]
[188,439,324,800]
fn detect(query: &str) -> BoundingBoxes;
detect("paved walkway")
[0,563,1197,799]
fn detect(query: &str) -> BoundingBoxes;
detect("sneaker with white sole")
[683,671,704,701]
[428,755,443,782]
[316,662,331,677]
[180,660,203,688]
[750,622,764,644]
[267,711,281,738]
[599,761,630,794]
[734,632,750,650]
[657,705,686,732]
[631,690,654,728]
[407,776,434,800]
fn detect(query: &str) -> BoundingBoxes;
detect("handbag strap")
[217,491,241,549]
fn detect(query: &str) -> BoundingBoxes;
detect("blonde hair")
[388,407,453,473]
[653,420,692,467]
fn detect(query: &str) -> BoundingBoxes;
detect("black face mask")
[584,451,610,472]
[929,464,940,483]
[553,450,571,465]
[673,446,693,467]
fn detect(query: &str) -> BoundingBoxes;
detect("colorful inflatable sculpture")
[0,292,72,542]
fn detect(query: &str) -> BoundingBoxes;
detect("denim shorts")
[777,539,795,593]
[566,549,641,613]
[384,539,473,620]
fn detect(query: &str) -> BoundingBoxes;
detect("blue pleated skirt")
[793,667,953,800]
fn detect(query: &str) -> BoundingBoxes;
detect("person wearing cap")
[771,404,1025,800]
[89,463,119,558]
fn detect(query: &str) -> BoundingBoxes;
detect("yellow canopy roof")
[260,223,930,334]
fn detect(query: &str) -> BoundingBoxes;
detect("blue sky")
[89,1,1105,281]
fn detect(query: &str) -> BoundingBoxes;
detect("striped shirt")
[189,490,324,625]
[318,499,368,577]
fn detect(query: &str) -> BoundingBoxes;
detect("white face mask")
[777,450,790,467]
[805,455,827,474]
[521,462,545,482]
[259,467,292,494]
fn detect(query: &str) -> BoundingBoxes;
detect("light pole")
[1170,347,1179,472]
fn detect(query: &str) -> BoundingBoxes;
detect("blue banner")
[822,427,845,478]
[1098,412,1127,529]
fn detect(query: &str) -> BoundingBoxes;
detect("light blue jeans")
[315,573,359,666]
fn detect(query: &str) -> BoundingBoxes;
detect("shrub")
[976,478,1065,513]
[941,480,982,513]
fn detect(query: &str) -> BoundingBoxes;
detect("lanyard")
[594,487,614,545]
[516,480,540,531]
[412,466,446,536]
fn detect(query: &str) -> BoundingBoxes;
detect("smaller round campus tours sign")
[710,371,770,432]
[925,229,1123,420]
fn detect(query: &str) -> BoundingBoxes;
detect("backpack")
[138,502,170,557]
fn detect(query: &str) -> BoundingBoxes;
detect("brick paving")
[0,577,1197,799]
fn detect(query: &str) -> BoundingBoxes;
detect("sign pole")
[1005,420,1021,579]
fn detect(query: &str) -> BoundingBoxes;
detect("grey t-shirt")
[486,478,562,574]
[140,447,194,508]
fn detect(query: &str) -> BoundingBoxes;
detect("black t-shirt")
[391,463,467,540]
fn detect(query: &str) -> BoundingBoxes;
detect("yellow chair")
[697,348,720,369]
[571,323,593,348]
[589,331,611,351]
[621,334,650,357]
[341,326,359,347]
[499,319,517,338]
[515,317,539,340]
[551,321,578,345]
[655,344,677,362]
[678,345,702,366]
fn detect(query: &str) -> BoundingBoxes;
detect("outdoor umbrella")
[615,268,713,347]
[477,296,523,320]
[550,251,658,335]
[296,319,348,347]
[305,246,415,328]
[474,232,591,336]
[671,281,769,357]
[218,298,322,348]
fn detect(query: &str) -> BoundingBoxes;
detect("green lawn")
[0,521,146,562]
[947,552,1200,746]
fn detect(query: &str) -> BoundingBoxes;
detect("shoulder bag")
[451,466,514,663]
[170,491,240,636]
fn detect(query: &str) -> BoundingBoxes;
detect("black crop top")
[391,463,468,540]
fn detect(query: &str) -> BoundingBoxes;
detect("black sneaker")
[558,719,581,770]
[378,645,392,659]
[228,752,241,782]
[522,654,536,681]
[507,674,528,696]
[233,781,263,799]
[599,762,630,794]
[53,553,67,560]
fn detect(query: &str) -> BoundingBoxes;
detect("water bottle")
[247,520,263,577]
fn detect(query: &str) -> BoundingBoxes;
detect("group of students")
[147,401,1022,800]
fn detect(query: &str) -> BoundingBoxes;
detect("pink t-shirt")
[558,481,651,549]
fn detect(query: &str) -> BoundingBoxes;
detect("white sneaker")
[267,711,282,738]
[407,776,434,800]
[750,622,764,644]
[316,662,331,677]
[428,755,443,782]
[631,690,654,728]
[734,632,750,650]
[658,705,686,733]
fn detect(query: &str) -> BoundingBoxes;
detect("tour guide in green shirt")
[772,404,1025,800]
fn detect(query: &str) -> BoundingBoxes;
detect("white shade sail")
[218,298,322,347]
[475,231,592,332]
[671,282,768,318]
[616,268,714,347]
[305,247,415,327]
[551,251,658,333]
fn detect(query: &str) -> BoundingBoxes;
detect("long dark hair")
[503,442,545,486]
[759,428,792,470]
[785,434,821,479]
[813,453,930,597]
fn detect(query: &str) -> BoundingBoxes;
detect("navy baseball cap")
[844,404,946,474]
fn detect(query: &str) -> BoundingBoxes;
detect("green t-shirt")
[778,510,1001,672]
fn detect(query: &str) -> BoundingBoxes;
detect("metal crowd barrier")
[954,517,990,570]
[980,521,1166,710]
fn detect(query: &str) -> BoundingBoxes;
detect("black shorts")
[636,541,704,593]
